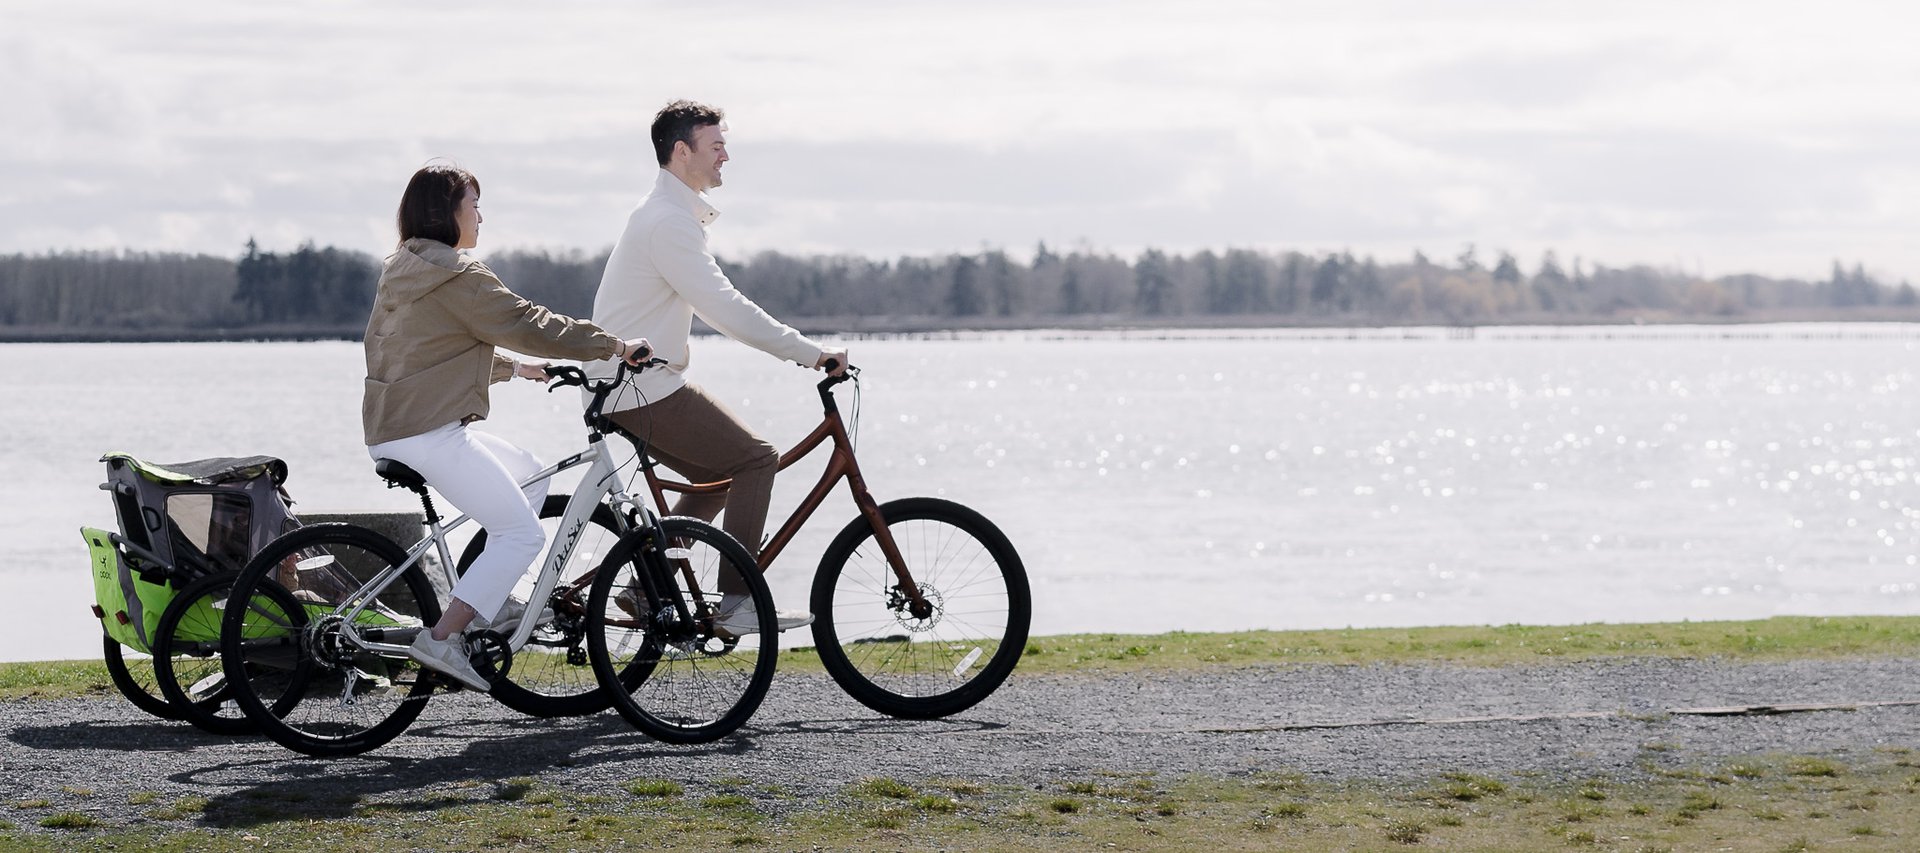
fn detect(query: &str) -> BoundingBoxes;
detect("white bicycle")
[217,360,777,756]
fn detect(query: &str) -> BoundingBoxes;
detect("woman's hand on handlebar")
[541,363,586,388]
[513,359,553,383]
[815,347,850,376]
[620,338,653,366]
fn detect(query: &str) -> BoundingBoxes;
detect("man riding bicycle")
[587,99,848,632]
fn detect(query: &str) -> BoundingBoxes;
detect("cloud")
[1402,41,1710,111]
[0,34,150,161]
[3,0,1919,284]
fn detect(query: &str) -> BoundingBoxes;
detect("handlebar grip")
[821,357,841,374]
[544,364,587,390]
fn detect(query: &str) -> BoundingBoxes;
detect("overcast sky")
[4,0,1917,283]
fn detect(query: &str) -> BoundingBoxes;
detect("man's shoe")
[407,632,492,692]
[714,594,814,635]
[614,587,643,619]
[487,597,554,637]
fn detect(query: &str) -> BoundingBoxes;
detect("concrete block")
[299,510,452,599]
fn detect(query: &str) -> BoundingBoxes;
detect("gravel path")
[5,657,1920,832]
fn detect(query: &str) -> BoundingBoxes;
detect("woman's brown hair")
[396,163,480,245]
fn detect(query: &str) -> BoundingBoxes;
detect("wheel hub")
[888,584,944,632]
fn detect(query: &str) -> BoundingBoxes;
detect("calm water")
[4,325,1918,663]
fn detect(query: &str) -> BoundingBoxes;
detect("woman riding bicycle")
[363,162,648,691]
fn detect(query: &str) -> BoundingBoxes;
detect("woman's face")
[453,185,482,249]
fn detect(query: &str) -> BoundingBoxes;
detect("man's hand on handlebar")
[816,347,850,376]
[620,338,653,366]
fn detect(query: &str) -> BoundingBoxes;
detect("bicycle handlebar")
[542,363,589,388]
[818,364,858,390]
[545,357,856,430]
[543,357,663,390]
[543,358,668,429]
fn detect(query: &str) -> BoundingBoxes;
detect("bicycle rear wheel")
[456,494,626,717]
[810,497,1030,719]
[102,635,178,720]
[221,524,441,757]
[153,571,257,735]
[587,517,776,744]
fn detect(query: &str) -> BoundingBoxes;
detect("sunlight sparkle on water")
[5,326,1920,661]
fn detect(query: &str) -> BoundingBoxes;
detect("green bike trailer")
[88,453,301,653]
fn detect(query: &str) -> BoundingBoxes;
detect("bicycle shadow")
[172,715,767,828]
[7,718,245,754]
[5,711,764,829]
[760,716,1007,736]
[6,707,1009,829]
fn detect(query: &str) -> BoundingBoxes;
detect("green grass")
[622,779,683,798]
[14,617,1920,700]
[11,614,1920,703]
[9,754,1919,850]
[989,616,1920,674]
[0,658,123,701]
[853,777,917,800]
[144,797,209,822]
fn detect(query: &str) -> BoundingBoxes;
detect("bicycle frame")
[639,371,927,608]
[333,432,650,658]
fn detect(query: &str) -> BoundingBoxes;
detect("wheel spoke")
[589,519,775,743]
[813,499,1029,718]
[222,524,439,757]
[454,495,627,717]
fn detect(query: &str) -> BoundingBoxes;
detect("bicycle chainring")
[305,614,355,669]
[468,629,513,681]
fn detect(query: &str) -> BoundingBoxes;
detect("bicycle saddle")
[373,458,428,491]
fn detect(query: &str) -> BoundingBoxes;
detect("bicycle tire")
[221,523,441,757]
[587,517,777,744]
[102,634,179,720]
[152,571,257,735]
[455,494,627,718]
[809,497,1029,719]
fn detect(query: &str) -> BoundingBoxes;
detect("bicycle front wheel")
[153,571,257,735]
[587,517,777,744]
[456,494,626,718]
[810,497,1030,719]
[222,523,441,757]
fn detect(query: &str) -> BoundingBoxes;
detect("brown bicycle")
[636,366,1030,719]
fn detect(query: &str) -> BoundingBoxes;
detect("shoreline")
[6,311,1920,343]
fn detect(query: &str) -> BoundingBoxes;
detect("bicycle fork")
[621,515,710,651]
[848,475,935,621]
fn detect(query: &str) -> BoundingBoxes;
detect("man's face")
[678,123,728,191]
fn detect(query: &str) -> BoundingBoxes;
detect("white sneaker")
[407,632,491,692]
[714,594,814,635]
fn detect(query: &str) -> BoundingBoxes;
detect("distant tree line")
[232,239,379,325]
[1,240,1915,337]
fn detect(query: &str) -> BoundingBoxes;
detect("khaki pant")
[608,383,778,593]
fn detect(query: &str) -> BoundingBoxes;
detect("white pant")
[367,422,549,622]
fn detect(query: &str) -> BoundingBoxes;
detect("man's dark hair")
[396,163,479,245]
[651,100,726,166]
